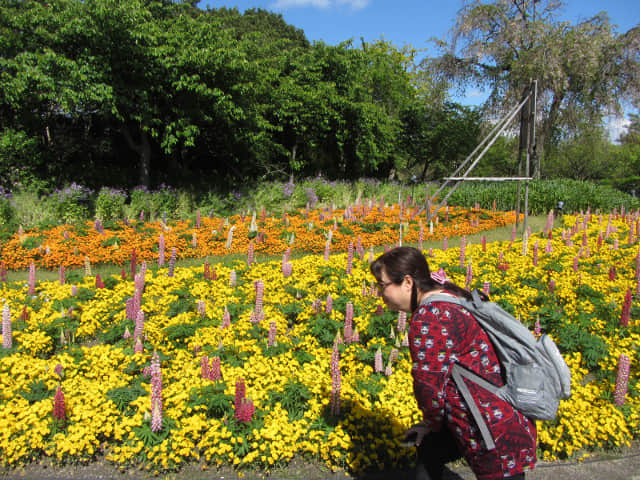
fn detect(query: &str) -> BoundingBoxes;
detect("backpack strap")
[451,364,497,451]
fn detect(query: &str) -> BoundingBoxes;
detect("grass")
[4,215,547,283]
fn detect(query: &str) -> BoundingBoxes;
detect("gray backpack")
[422,290,571,450]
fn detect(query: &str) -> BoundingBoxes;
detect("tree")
[427,0,640,178]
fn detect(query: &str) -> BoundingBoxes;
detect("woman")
[371,246,536,480]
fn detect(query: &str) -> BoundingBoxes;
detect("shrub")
[0,188,13,228]
[51,183,93,224]
[95,187,127,222]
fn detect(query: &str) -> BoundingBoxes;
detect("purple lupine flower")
[2,304,12,349]
[374,347,383,373]
[312,299,322,314]
[150,351,163,432]
[268,321,277,347]
[344,303,353,343]
[94,219,103,233]
[54,363,64,378]
[158,234,165,267]
[168,247,177,277]
[614,354,631,406]
[325,294,333,314]
[346,242,354,275]
[324,240,330,261]
[28,262,36,295]
[282,262,293,277]
[573,257,579,272]
[125,297,135,321]
[330,344,341,417]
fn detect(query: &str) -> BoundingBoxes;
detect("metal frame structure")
[423,81,538,235]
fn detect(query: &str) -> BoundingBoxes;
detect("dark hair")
[371,246,482,312]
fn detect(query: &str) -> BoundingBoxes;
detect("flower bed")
[0,210,638,474]
[0,204,517,270]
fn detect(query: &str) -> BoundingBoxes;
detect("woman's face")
[377,268,413,313]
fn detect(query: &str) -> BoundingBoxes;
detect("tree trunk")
[538,89,565,178]
[122,125,151,187]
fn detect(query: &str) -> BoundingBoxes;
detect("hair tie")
[430,268,448,285]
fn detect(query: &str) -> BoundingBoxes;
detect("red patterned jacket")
[409,296,537,480]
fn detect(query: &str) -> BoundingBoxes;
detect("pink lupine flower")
[324,240,331,261]
[235,378,246,413]
[134,310,144,343]
[459,236,466,269]
[402,332,409,347]
[59,265,65,285]
[549,279,556,293]
[150,351,163,432]
[330,344,341,416]
[255,280,264,314]
[374,347,383,373]
[511,227,516,242]
[95,274,105,289]
[134,337,143,354]
[443,237,448,251]
[534,317,541,338]
[397,311,407,332]
[197,300,206,318]
[28,262,36,295]
[614,238,619,250]
[351,329,360,343]
[168,247,177,277]
[312,299,322,314]
[121,325,132,340]
[268,321,277,347]
[229,270,237,287]
[201,356,210,379]
[344,303,354,343]
[54,363,64,377]
[532,240,539,267]
[389,348,399,363]
[333,331,343,346]
[2,304,12,349]
[596,232,603,251]
[221,306,231,329]
[481,235,487,252]
[158,233,165,267]
[282,262,293,277]
[346,242,354,275]
[465,260,473,289]
[573,257,579,272]
[482,282,491,297]
[385,363,393,377]
[209,357,221,381]
[247,241,254,266]
[418,222,424,251]
[614,354,630,406]
[325,294,333,314]
[545,239,553,254]
[620,289,632,327]
[236,398,255,423]
[196,210,201,229]
[71,285,77,296]
[609,266,617,281]
[53,385,66,424]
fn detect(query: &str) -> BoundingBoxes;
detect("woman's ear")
[402,274,414,292]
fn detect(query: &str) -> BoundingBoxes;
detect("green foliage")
[354,373,385,402]
[134,417,176,448]
[50,184,93,224]
[19,379,54,403]
[446,180,640,214]
[187,381,234,419]
[307,314,343,348]
[95,187,126,222]
[106,383,147,416]
[267,380,311,421]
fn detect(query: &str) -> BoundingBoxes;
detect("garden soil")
[1,442,639,480]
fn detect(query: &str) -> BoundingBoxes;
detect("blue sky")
[201,0,638,138]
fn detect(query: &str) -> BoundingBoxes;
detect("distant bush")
[95,187,127,222]
[445,179,640,214]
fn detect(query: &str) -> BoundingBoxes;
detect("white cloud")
[271,0,369,10]
[466,90,485,98]
[606,116,630,143]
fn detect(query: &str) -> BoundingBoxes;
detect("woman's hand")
[404,422,430,447]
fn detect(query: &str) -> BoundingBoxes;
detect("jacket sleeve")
[408,304,457,433]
